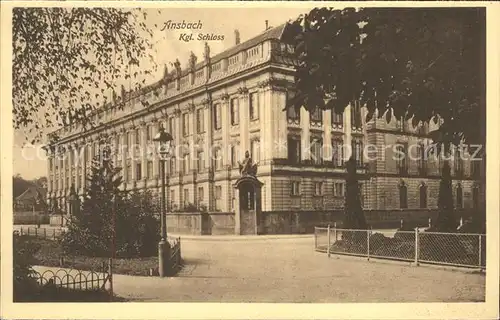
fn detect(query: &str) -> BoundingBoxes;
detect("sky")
[12,6,315,180]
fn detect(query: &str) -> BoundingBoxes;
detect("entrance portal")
[234,176,263,235]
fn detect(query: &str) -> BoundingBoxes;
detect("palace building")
[46,23,485,227]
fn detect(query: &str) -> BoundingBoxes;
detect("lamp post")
[153,125,174,277]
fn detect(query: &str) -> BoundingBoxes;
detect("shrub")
[13,233,41,301]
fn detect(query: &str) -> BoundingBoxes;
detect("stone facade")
[45,22,485,219]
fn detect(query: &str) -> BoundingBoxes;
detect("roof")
[15,186,47,202]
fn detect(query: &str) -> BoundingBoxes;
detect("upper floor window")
[286,91,300,122]
[169,117,175,134]
[395,143,408,174]
[213,103,222,130]
[456,183,463,209]
[417,143,427,175]
[454,147,463,176]
[314,182,323,196]
[333,182,344,197]
[197,151,205,171]
[230,98,239,125]
[214,148,222,170]
[399,182,408,209]
[419,183,428,208]
[471,160,481,178]
[332,139,344,167]
[251,140,260,163]
[230,145,238,168]
[290,181,300,196]
[310,138,323,164]
[351,101,362,128]
[146,125,153,142]
[287,136,301,164]
[331,111,343,126]
[352,140,364,167]
[249,92,259,121]
[182,113,189,136]
[310,107,323,123]
[472,186,480,209]
[196,108,204,133]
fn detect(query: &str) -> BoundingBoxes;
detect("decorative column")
[140,120,147,184]
[119,128,127,188]
[130,126,138,184]
[300,108,311,161]
[153,118,161,179]
[202,96,214,211]
[189,103,197,171]
[238,87,250,156]
[324,110,332,160]
[220,93,230,167]
[80,143,86,195]
[345,104,352,160]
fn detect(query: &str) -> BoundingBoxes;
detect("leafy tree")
[12,174,34,198]
[61,158,160,258]
[12,7,157,142]
[283,7,485,149]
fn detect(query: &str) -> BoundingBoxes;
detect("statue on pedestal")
[238,151,258,177]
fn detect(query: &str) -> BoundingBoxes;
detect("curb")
[168,234,314,241]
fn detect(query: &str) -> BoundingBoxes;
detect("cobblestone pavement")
[54,236,484,303]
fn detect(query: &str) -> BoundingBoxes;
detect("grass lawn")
[33,238,158,276]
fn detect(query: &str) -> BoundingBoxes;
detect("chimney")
[265,20,269,30]
[234,29,240,45]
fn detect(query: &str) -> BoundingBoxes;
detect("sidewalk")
[167,233,314,241]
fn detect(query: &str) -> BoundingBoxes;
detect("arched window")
[419,183,428,208]
[399,181,408,209]
[456,183,463,209]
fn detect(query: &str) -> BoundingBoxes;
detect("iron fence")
[14,226,64,240]
[33,260,112,291]
[169,236,182,275]
[314,226,486,269]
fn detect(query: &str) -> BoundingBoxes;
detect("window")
[249,92,259,120]
[419,183,428,208]
[472,186,480,209]
[291,181,300,196]
[310,138,322,164]
[147,160,153,179]
[214,148,222,170]
[399,182,408,209]
[352,140,364,167]
[454,147,463,176]
[333,182,344,197]
[456,183,463,209]
[332,139,344,167]
[213,103,222,130]
[310,107,322,123]
[126,159,132,181]
[417,143,427,175]
[170,190,175,210]
[198,187,204,203]
[215,186,222,199]
[183,189,189,207]
[183,154,190,174]
[351,101,362,128]
[136,162,142,180]
[331,111,343,126]
[196,108,204,133]
[251,139,260,162]
[182,113,189,136]
[395,143,407,174]
[287,136,301,164]
[286,91,300,121]
[230,98,239,125]
[314,182,323,196]
[230,146,238,167]
[197,151,205,171]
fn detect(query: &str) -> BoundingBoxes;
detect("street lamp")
[153,124,174,277]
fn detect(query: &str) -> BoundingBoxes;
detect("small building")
[14,186,47,212]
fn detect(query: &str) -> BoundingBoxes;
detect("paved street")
[34,236,485,302]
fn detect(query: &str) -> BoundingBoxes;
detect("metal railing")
[169,236,182,275]
[315,226,486,269]
[33,260,112,291]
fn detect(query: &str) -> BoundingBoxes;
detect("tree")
[13,7,157,143]
[283,7,486,149]
[12,174,33,198]
[13,233,41,301]
[343,157,367,230]
[61,158,160,258]
[433,161,457,232]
